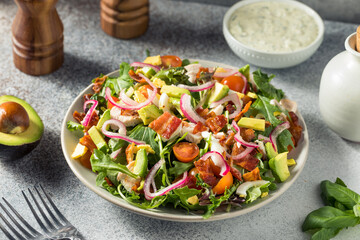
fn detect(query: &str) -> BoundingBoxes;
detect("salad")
[67,55,303,219]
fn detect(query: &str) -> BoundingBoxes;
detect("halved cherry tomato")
[138,84,153,98]
[212,171,233,195]
[107,96,119,109]
[173,142,199,163]
[161,55,182,68]
[221,75,246,92]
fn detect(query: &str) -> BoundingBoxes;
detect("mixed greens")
[67,55,303,218]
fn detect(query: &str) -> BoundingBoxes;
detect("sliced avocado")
[137,66,157,78]
[169,97,184,116]
[207,82,229,104]
[265,142,278,159]
[138,105,163,125]
[96,109,111,130]
[269,152,290,182]
[161,85,190,98]
[238,117,265,131]
[88,126,108,153]
[133,148,148,177]
[143,55,162,66]
[287,158,296,167]
[0,95,44,161]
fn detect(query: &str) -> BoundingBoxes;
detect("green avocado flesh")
[0,95,44,147]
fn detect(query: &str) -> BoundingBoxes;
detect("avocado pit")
[0,101,30,134]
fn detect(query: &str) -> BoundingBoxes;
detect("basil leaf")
[321,180,360,210]
[302,206,360,231]
[311,228,342,240]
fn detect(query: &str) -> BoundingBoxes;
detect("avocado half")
[0,95,44,161]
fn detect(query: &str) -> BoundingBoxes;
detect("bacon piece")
[240,128,255,142]
[149,112,182,140]
[79,135,97,153]
[288,112,303,147]
[196,67,209,79]
[83,94,93,102]
[230,167,242,181]
[226,103,236,115]
[243,167,262,182]
[196,107,209,119]
[73,111,85,123]
[194,158,218,187]
[92,75,107,93]
[219,131,235,148]
[192,122,208,134]
[231,144,259,171]
[205,115,227,134]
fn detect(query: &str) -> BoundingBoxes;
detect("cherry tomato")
[173,142,199,163]
[107,96,119,109]
[212,172,233,195]
[138,84,153,98]
[220,75,246,92]
[161,55,182,68]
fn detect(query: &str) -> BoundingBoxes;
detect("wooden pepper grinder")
[100,0,149,39]
[356,26,360,52]
[12,0,64,76]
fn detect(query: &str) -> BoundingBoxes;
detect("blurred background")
[173,0,359,23]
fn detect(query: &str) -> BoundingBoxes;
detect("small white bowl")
[223,0,324,69]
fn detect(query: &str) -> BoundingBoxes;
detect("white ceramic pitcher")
[319,32,360,142]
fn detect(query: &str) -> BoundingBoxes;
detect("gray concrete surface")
[0,0,360,239]
[174,0,360,23]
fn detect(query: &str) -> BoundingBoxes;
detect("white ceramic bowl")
[223,0,324,69]
[61,60,309,221]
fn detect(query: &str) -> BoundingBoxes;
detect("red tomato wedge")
[161,55,182,68]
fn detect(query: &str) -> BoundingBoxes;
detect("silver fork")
[0,185,83,240]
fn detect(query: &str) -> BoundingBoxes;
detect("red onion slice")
[213,68,238,78]
[130,62,160,72]
[82,100,98,127]
[177,81,215,92]
[234,131,259,148]
[110,147,122,159]
[238,72,248,94]
[200,151,230,177]
[210,93,242,119]
[180,94,206,124]
[144,159,188,200]
[231,120,240,133]
[101,119,146,145]
[258,134,271,143]
[270,121,290,152]
[231,147,255,160]
[120,89,138,106]
[105,74,157,110]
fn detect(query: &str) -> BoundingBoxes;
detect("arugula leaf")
[99,62,133,97]
[276,129,294,153]
[154,67,190,85]
[250,95,283,126]
[181,59,191,66]
[66,121,84,131]
[96,172,119,196]
[128,124,160,156]
[172,186,204,211]
[321,180,360,210]
[169,161,193,177]
[252,69,284,101]
[302,206,360,231]
[90,149,138,179]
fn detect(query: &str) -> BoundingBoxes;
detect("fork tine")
[0,219,16,240]
[33,186,63,228]
[22,190,50,234]
[0,199,39,239]
[27,188,57,231]
[0,211,26,240]
[38,184,70,224]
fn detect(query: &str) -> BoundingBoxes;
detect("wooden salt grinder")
[100,0,149,39]
[12,0,64,76]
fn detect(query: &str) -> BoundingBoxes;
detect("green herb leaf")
[128,124,160,156]
[99,62,133,97]
[169,161,194,177]
[66,121,84,131]
[252,69,284,101]
[90,149,138,179]
[311,228,341,240]
[154,67,190,85]
[321,180,360,210]
[302,206,360,231]
[250,95,283,126]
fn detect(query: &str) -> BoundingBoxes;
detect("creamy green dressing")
[229,2,318,53]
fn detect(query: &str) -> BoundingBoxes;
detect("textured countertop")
[0,0,359,239]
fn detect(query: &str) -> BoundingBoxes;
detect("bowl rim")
[223,0,325,56]
[61,59,309,222]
